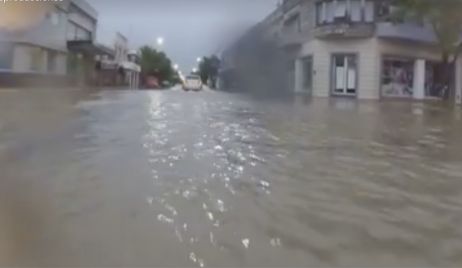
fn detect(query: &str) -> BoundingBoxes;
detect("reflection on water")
[1,89,462,266]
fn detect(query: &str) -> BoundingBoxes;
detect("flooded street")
[1,89,462,267]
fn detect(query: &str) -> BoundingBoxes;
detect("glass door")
[286,60,295,92]
[332,54,357,96]
[302,56,313,94]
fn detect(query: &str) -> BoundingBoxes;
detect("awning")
[97,60,141,72]
[67,40,115,57]
[120,61,141,72]
[98,60,118,70]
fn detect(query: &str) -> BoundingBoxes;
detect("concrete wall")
[377,39,442,61]
[299,0,316,41]
[12,44,67,75]
[68,12,96,37]
[296,38,444,100]
[3,44,72,87]
[114,33,129,63]
[70,0,98,20]
[299,38,380,99]
[9,5,68,52]
[56,53,68,75]
[12,45,32,73]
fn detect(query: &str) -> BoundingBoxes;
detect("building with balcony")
[0,1,70,86]
[95,33,141,89]
[66,0,115,87]
[221,0,462,103]
[0,0,112,88]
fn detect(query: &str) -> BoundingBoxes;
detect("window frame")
[315,0,375,26]
[30,47,43,72]
[0,43,13,71]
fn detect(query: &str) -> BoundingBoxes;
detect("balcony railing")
[375,22,437,44]
[278,29,309,47]
[314,22,375,39]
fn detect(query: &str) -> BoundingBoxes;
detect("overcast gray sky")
[91,0,279,73]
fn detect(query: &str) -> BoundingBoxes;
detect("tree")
[198,55,221,88]
[139,46,175,84]
[392,0,462,100]
[209,55,221,89]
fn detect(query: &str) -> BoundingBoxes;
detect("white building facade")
[224,0,462,104]
[0,2,69,79]
[0,0,103,87]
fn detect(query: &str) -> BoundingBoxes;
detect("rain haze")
[92,0,279,73]
[2,0,462,267]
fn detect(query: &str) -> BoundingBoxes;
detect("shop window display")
[381,57,414,97]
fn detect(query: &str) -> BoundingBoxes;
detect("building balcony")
[282,0,301,13]
[70,0,98,21]
[278,30,307,48]
[314,23,375,39]
[375,22,437,44]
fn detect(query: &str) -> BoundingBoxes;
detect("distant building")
[66,0,113,87]
[220,0,462,103]
[125,50,141,88]
[114,33,140,89]
[95,33,140,88]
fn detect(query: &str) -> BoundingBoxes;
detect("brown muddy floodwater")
[1,88,462,267]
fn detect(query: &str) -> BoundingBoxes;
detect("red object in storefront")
[145,76,160,89]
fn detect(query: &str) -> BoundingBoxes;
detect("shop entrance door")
[302,56,313,94]
[332,54,357,96]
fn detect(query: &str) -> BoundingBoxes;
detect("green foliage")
[139,46,175,82]
[392,0,462,98]
[170,73,182,85]
[198,55,220,88]
[392,0,462,58]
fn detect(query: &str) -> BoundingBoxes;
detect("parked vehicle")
[161,81,172,88]
[145,76,160,89]
[183,75,203,91]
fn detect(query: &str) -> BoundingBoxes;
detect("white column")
[413,59,426,100]
[130,72,134,88]
[294,58,304,93]
[134,73,138,89]
[135,72,138,89]
[137,73,140,89]
[456,57,462,104]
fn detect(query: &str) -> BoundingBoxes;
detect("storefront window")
[425,61,453,98]
[67,21,92,41]
[76,27,91,41]
[0,44,13,70]
[284,14,301,34]
[381,57,414,97]
[67,22,77,41]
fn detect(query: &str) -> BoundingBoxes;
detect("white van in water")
[183,75,203,91]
